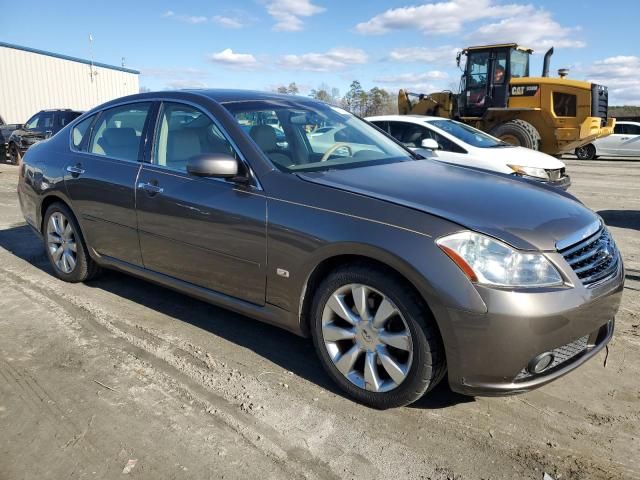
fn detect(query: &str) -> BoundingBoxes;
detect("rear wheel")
[8,144,21,166]
[310,264,446,409]
[43,203,100,282]
[575,144,596,160]
[490,119,541,150]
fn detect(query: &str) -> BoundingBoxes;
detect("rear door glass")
[89,103,151,162]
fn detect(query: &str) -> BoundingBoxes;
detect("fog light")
[528,352,554,374]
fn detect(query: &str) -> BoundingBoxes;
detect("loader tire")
[490,120,541,150]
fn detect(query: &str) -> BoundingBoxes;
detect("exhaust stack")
[542,47,554,77]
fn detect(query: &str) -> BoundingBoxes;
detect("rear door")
[617,123,640,156]
[64,102,154,266]
[596,123,625,155]
[135,101,267,305]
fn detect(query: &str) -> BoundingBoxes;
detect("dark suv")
[7,109,82,164]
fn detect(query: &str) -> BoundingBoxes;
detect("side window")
[153,102,237,172]
[553,93,577,117]
[467,52,489,88]
[613,124,626,135]
[370,121,388,133]
[40,112,55,130]
[71,115,96,151]
[421,126,467,153]
[494,52,507,84]
[25,114,41,130]
[59,111,82,129]
[624,124,640,135]
[89,103,151,161]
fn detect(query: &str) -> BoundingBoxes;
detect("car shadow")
[0,223,469,409]
[599,210,640,231]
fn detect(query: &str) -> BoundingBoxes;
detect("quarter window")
[71,115,96,151]
[153,102,237,172]
[89,103,151,162]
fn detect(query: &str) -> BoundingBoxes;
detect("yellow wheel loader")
[398,43,615,155]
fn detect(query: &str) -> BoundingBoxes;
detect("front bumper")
[442,259,624,396]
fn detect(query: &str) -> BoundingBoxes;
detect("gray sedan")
[17,90,623,408]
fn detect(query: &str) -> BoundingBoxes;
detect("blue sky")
[1,0,639,104]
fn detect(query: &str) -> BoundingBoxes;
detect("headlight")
[436,231,563,287]
[507,164,549,180]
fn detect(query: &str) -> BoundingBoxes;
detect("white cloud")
[388,46,460,66]
[587,56,640,106]
[264,0,325,32]
[375,71,449,84]
[166,80,208,89]
[467,10,585,51]
[212,15,245,28]
[356,0,528,35]
[279,48,367,72]
[163,10,175,18]
[208,48,260,69]
[356,1,585,52]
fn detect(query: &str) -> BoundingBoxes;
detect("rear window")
[88,103,152,161]
[553,93,577,117]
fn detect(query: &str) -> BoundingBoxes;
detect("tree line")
[274,81,397,117]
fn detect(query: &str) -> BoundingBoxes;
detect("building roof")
[0,41,140,75]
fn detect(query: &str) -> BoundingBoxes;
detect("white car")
[367,115,570,189]
[575,121,640,159]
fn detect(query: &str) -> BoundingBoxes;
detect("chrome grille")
[559,227,619,286]
[515,335,589,380]
[545,167,566,182]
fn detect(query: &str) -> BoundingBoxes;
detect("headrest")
[249,125,277,151]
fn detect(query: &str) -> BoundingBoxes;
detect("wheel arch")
[297,247,444,343]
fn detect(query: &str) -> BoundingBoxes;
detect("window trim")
[147,99,263,190]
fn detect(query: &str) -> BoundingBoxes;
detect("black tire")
[43,202,101,282]
[575,144,596,160]
[310,263,446,409]
[490,119,541,150]
[8,143,21,166]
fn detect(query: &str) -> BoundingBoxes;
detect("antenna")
[88,33,99,103]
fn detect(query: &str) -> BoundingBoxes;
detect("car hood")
[474,146,566,169]
[298,160,597,251]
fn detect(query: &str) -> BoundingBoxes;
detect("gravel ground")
[0,158,638,480]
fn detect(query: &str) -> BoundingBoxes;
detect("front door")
[64,102,153,266]
[135,101,267,305]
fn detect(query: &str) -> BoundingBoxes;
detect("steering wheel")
[320,143,353,162]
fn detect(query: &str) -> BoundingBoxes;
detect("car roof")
[366,114,443,123]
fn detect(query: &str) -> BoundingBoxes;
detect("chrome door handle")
[66,165,85,175]
[137,182,164,194]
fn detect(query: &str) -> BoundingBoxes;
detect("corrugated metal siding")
[0,46,139,124]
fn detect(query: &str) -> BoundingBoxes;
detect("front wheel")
[575,144,596,160]
[9,144,22,166]
[310,264,446,409]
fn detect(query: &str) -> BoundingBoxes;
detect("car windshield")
[223,100,415,172]
[427,119,514,148]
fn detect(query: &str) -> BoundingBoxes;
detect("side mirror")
[421,138,439,150]
[186,153,242,179]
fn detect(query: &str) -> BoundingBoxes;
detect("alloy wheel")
[46,212,78,274]
[321,284,413,393]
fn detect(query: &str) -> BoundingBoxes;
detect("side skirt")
[92,252,304,337]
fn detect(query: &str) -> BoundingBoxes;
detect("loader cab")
[458,44,532,118]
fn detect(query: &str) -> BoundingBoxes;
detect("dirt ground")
[0,157,638,480]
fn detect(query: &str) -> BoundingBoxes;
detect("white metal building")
[0,42,139,124]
